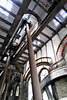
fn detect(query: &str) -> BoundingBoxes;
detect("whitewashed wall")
[46,40,55,63]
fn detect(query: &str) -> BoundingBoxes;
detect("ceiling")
[0,0,67,71]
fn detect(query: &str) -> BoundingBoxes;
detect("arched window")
[40,68,49,81]
[16,86,19,96]
[10,89,13,96]
[42,90,49,100]
[39,68,54,100]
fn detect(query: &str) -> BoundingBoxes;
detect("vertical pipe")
[26,24,42,100]
[4,67,12,100]
[0,55,11,98]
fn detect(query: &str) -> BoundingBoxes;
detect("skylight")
[37,41,40,45]
[33,40,36,45]
[55,16,61,22]
[3,56,7,61]
[37,36,40,39]
[59,9,67,18]
[53,19,59,26]
[33,46,36,50]
[0,0,13,16]
[33,40,41,46]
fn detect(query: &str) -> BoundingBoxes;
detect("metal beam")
[63,7,67,12]
[0,17,12,26]
[27,24,42,100]
[0,67,23,74]
[33,44,41,49]
[11,0,21,7]
[0,35,5,40]
[54,17,66,27]
[41,32,51,39]
[33,0,48,12]
[0,26,8,33]
[14,0,67,62]
[23,52,29,56]
[0,55,10,98]
[25,9,41,23]
[21,56,29,60]
[17,59,26,63]
[36,38,45,44]
[47,25,57,34]
[32,0,67,40]
[0,0,31,56]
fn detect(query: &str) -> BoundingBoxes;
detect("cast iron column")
[4,66,12,100]
[0,55,11,98]
[26,24,42,100]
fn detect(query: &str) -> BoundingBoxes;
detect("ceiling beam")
[14,0,67,62]
[33,0,48,12]
[23,52,29,56]
[54,17,66,27]
[37,19,67,53]
[63,7,67,12]
[21,56,29,60]
[11,0,21,7]
[0,35,5,40]
[33,44,41,49]
[47,25,57,34]
[0,0,31,56]
[0,67,23,74]
[41,32,51,39]
[17,59,26,62]
[0,26,8,33]
[36,38,45,44]
[25,9,41,23]
[32,0,67,40]
[0,17,12,26]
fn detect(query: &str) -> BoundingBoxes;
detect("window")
[33,40,41,46]
[42,91,49,100]
[10,90,13,96]
[37,41,40,45]
[55,16,61,22]
[0,0,13,16]
[37,35,40,39]
[48,85,53,95]
[3,56,7,61]
[59,9,67,18]
[33,46,36,50]
[16,86,19,96]
[53,19,59,26]
[40,69,49,81]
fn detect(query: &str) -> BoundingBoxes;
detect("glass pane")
[42,91,49,100]
[59,9,67,18]
[40,69,49,81]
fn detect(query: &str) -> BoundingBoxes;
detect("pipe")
[0,54,11,98]
[26,24,42,100]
